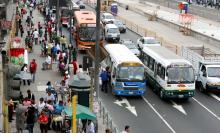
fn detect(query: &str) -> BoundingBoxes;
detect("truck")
[182,46,220,92]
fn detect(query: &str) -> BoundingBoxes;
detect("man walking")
[30,59,37,82]
[33,29,39,45]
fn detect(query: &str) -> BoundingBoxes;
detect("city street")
[4,0,220,133]
[84,2,220,133]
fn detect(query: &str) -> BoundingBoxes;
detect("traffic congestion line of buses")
[65,4,220,100]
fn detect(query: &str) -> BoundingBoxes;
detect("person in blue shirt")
[53,101,64,115]
[100,67,110,93]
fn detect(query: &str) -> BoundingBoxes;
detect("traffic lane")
[143,87,220,133]
[193,90,220,115]
[99,91,173,133]
[119,29,140,43]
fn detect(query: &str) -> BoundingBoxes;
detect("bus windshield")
[117,66,145,81]
[78,27,103,41]
[167,67,194,84]
[207,67,220,77]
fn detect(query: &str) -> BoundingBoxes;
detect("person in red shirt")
[38,110,49,133]
[72,60,78,75]
[47,25,52,41]
[29,59,37,83]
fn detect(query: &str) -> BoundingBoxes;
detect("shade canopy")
[64,104,96,120]
[68,72,91,89]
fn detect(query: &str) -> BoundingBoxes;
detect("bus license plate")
[178,95,184,98]
[128,92,133,95]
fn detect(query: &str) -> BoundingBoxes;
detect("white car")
[101,13,115,25]
[137,37,161,50]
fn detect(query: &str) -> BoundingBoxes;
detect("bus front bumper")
[163,90,195,98]
[112,89,145,96]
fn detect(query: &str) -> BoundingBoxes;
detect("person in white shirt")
[33,29,39,45]
[44,91,55,104]
[121,125,130,133]
[42,55,52,70]
[86,120,95,133]
[21,64,30,85]
[37,97,45,113]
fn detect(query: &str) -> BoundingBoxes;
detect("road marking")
[170,100,187,115]
[209,93,220,102]
[114,98,138,116]
[192,97,220,120]
[142,96,176,133]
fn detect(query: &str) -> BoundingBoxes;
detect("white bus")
[141,46,195,99]
[102,44,146,96]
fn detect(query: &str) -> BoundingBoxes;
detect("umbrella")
[64,104,96,120]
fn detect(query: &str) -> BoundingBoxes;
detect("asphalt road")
[62,4,220,133]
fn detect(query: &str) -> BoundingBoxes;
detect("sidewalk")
[9,6,106,133]
[114,0,220,53]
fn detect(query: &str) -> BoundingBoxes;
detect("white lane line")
[192,97,220,120]
[142,96,176,133]
[209,93,220,102]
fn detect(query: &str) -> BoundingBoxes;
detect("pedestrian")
[60,35,67,51]
[53,100,64,115]
[121,125,131,133]
[38,110,49,133]
[16,104,27,133]
[78,64,83,73]
[72,48,77,61]
[59,80,66,101]
[21,64,30,85]
[42,55,51,70]
[51,45,58,62]
[26,105,36,133]
[100,68,109,93]
[20,25,24,37]
[43,106,52,130]
[37,98,46,114]
[8,99,14,122]
[106,128,111,133]
[33,29,39,45]
[23,97,32,106]
[45,91,55,104]
[38,22,41,32]
[72,59,78,75]
[29,59,37,82]
[86,120,95,133]
[27,89,35,103]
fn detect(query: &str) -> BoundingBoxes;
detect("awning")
[64,104,96,120]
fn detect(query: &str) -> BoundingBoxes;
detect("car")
[120,39,140,56]
[101,13,115,25]
[113,19,126,33]
[137,37,161,50]
[105,24,120,42]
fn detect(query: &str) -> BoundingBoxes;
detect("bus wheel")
[160,90,164,99]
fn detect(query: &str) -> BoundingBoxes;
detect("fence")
[97,98,120,133]
[116,15,181,55]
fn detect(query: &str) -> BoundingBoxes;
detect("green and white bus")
[141,46,195,99]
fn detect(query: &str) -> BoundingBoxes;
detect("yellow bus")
[74,11,104,50]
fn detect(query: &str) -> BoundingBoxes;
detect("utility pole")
[95,0,101,98]
[56,0,60,36]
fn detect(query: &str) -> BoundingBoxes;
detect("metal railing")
[97,98,120,133]
[116,15,181,55]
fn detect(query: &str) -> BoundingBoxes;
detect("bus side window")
[113,67,116,78]
[157,64,161,76]
[160,67,165,79]
[149,58,155,71]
